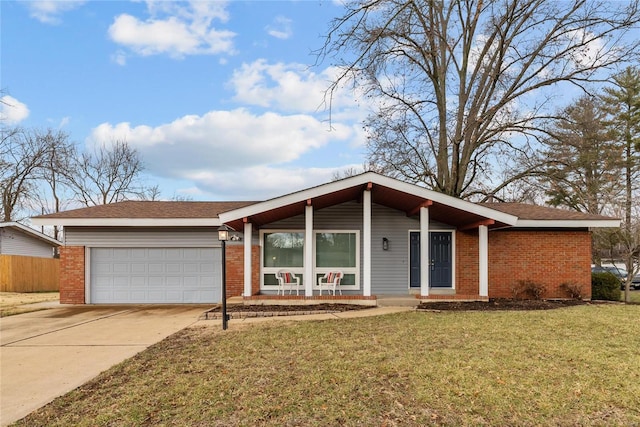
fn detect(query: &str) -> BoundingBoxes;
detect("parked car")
[632,273,640,290]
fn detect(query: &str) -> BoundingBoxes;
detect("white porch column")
[363,188,372,297]
[479,224,489,297]
[420,206,430,297]
[243,221,252,297]
[304,204,314,297]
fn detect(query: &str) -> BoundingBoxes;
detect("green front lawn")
[15,305,640,426]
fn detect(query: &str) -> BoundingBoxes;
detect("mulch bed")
[203,299,593,319]
[208,303,374,313]
[203,303,374,319]
[417,298,589,311]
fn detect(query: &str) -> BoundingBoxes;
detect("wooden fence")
[0,255,60,292]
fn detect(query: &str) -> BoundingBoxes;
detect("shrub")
[591,272,621,301]
[560,282,585,300]
[512,280,547,300]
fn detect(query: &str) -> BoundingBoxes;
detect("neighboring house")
[0,222,61,258]
[0,222,62,292]
[32,173,619,305]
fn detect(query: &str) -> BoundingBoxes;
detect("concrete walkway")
[202,305,415,326]
[0,305,209,426]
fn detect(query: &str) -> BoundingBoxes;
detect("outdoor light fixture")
[218,224,233,330]
[218,225,230,242]
[382,237,389,251]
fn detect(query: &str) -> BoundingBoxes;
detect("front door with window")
[409,231,453,288]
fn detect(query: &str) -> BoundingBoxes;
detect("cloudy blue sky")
[1,0,368,201]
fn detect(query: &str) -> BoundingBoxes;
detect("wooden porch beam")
[458,219,495,231]
[407,200,433,217]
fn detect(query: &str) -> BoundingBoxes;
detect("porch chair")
[318,271,344,296]
[275,270,301,296]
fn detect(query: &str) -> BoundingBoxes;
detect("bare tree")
[319,0,640,198]
[35,129,77,240]
[170,193,195,202]
[0,128,51,222]
[138,184,163,201]
[68,140,147,206]
[331,161,384,181]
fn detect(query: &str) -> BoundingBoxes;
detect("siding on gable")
[263,201,365,230]
[64,227,221,248]
[0,228,55,258]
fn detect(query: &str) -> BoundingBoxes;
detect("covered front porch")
[219,173,517,304]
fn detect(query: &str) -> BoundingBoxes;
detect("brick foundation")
[243,295,377,301]
[59,246,85,304]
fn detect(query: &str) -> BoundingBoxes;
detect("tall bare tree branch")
[67,140,147,207]
[319,0,640,197]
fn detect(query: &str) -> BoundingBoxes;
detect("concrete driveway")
[0,305,210,426]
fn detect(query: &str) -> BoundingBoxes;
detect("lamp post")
[218,224,231,330]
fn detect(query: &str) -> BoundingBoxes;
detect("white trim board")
[219,172,519,226]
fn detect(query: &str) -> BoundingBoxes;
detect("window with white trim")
[261,231,304,288]
[315,231,359,289]
[260,230,360,291]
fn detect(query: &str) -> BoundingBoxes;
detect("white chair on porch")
[318,271,344,296]
[275,270,301,295]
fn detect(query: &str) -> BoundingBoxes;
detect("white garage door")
[90,248,221,303]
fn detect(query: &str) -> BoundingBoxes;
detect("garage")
[90,247,221,304]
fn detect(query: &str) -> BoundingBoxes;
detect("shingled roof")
[31,177,619,229]
[479,202,617,221]
[32,201,258,220]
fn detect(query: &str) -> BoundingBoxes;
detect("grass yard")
[0,292,59,317]
[621,289,640,303]
[14,304,640,426]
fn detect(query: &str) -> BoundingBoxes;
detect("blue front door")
[409,231,453,288]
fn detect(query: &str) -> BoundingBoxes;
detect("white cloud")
[25,0,86,24]
[58,116,71,128]
[564,29,606,67]
[88,109,356,193]
[111,50,128,66]
[228,59,368,121]
[0,96,30,124]
[108,0,235,59]
[186,165,346,199]
[266,16,293,40]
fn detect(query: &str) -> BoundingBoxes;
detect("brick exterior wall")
[225,244,260,297]
[456,231,480,296]
[451,229,591,299]
[59,246,85,304]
